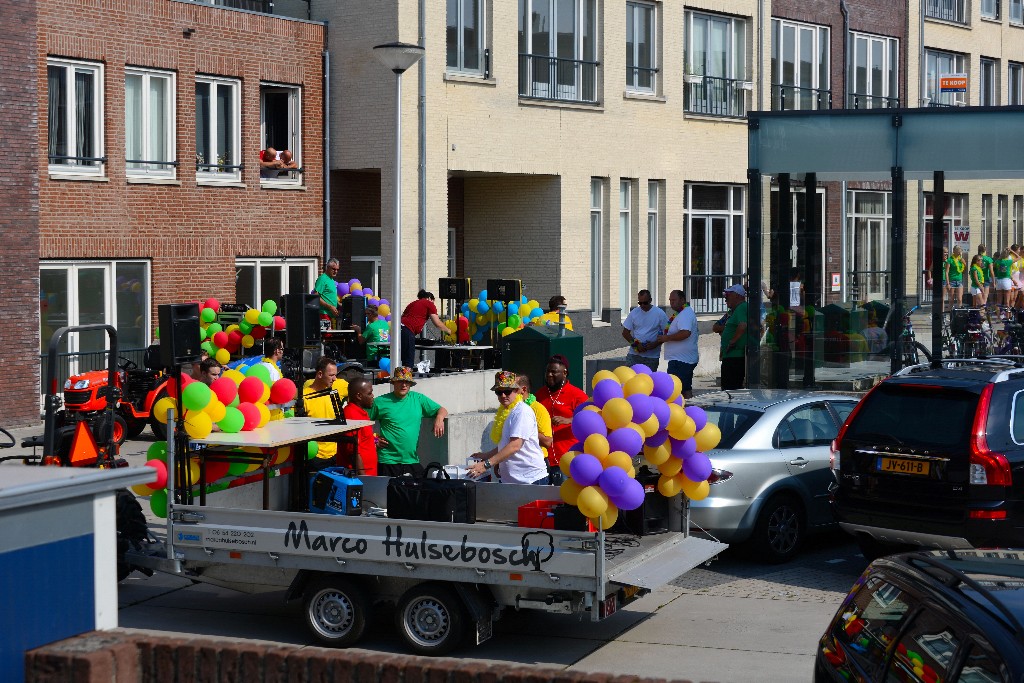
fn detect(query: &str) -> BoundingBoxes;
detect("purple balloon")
[348,278,360,288]
[608,426,643,456]
[683,452,713,482]
[569,453,604,487]
[670,437,697,459]
[627,394,654,424]
[611,477,646,511]
[645,429,670,448]
[651,399,670,430]
[337,282,350,296]
[631,363,653,375]
[592,378,624,408]
[651,372,675,400]
[674,395,684,406]
[568,441,584,453]
[363,287,373,297]
[572,410,608,442]
[574,400,594,414]
[597,466,631,497]
[379,298,390,307]
[685,406,708,432]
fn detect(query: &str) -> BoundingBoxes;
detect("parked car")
[687,390,859,562]
[832,358,1024,560]
[815,550,1024,682]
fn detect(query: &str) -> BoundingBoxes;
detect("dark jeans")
[547,466,564,486]
[400,325,416,369]
[721,356,746,390]
[378,462,425,478]
[667,360,697,394]
[531,475,552,485]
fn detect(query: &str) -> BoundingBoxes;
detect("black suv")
[816,551,1024,682]
[833,359,1024,558]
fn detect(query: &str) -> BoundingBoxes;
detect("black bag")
[386,462,477,524]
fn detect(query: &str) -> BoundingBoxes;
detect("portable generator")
[309,467,363,516]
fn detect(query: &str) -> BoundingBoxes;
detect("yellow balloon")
[501,327,515,337]
[269,408,285,421]
[657,456,683,477]
[628,422,647,444]
[255,402,271,428]
[643,443,671,465]
[560,478,583,505]
[260,383,271,404]
[667,403,687,431]
[204,398,226,423]
[680,475,710,501]
[131,483,155,497]
[639,414,660,437]
[623,373,654,397]
[627,465,636,479]
[559,451,578,477]
[153,397,178,424]
[694,423,722,452]
[214,348,230,365]
[612,366,636,384]
[244,309,261,324]
[584,434,610,461]
[602,397,633,429]
[591,369,620,389]
[469,298,480,311]
[184,411,213,440]
[241,334,255,349]
[593,502,619,530]
[188,457,201,483]
[658,475,682,497]
[378,304,391,317]
[668,374,683,403]
[605,450,634,472]
[446,320,457,333]
[577,486,609,519]
[274,446,291,465]
[527,299,540,310]
[584,405,602,413]
[669,415,697,441]
[226,324,240,334]
[224,368,246,385]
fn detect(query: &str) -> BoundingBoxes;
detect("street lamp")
[374,41,425,371]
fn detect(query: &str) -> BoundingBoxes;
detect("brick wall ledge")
[26,630,697,683]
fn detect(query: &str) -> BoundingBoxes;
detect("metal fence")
[39,347,148,396]
[684,273,745,314]
[848,93,900,109]
[772,84,832,111]
[925,0,968,23]
[847,270,891,302]
[192,0,273,12]
[518,54,599,104]
[685,75,748,117]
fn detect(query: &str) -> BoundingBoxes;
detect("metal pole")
[390,71,403,367]
[932,171,945,365]
[891,164,906,376]
[747,168,762,388]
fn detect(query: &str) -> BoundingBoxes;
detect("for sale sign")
[952,225,970,251]
[940,74,968,93]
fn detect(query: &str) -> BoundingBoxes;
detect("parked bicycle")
[882,305,932,369]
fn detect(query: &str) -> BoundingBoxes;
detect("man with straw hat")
[370,366,448,477]
[468,371,549,485]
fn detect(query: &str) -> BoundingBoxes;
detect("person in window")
[259,147,298,179]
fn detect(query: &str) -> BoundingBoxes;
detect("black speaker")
[438,277,471,301]
[486,279,522,303]
[158,303,201,368]
[340,295,366,329]
[283,293,321,348]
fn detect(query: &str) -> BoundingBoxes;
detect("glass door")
[688,215,730,310]
[850,218,887,301]
[40,264,112,379]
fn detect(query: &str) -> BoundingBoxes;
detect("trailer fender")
[286,569,314,602]
[453,583,495,646]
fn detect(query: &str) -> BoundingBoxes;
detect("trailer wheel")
[396,583,467,656]
[303,577,368,647]
[116,489,148,582]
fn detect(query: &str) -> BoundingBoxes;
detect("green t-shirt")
[314,273,338,315]
[362,319,390,359]
[981,254,994,283]
[995,258,1013,279]
[369,390,442,465]
[970,264,984,288]
[946,256,965,282]
[721,301,750,359]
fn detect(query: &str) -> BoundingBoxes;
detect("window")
[887,610,962,681]
[648,181,661,305]
[982,0,1001,19]
[999,195,1009,249]
[778,404,837,448]
[847,191,892,301]
[620,179,633,315]
[925,50,966,106]
[626,2,657,93]
[518,0,598,104]
[922,192,968,278]
[350,228,382,295]
[1012,0,1023,24]
[926,0,968,23]
[980,58,999,106]
[235,258,316,310]
[591,178,604,316]
[770,18,830,110]
[447,227,457,277]
[47,58,103,175]
[1015,195,1023,244]
[260,84,302,183]
[686,184,746,313]
[447,0,486,75]
[125,68,175,178]
[686,11,749,117]
[195,76,241,181]
[982,194,993,247]
[1010,63,1024,104]
[823,576,911,680]
[848,33,899,108]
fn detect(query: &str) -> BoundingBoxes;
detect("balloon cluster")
[196,298,286,366]
[336,279,392,322]
[460,290,544,342]
[557,364,722,527]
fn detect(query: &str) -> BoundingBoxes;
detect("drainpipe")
[757,0,764,110]
[418,0,427,291]
[322,34,331,261]
[839,1,848,300]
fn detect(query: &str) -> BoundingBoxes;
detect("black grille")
[62,391,91,406]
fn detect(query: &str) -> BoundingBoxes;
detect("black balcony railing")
[684,273,745,314]
[926,0,968,23]
[518,54,599,104]
[848,93,900,109]
[772,84,832,111]
[685,75,748,118]
[927,100,958,107]
[192,0,274,13]
[626,65,659,92]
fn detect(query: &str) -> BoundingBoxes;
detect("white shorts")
[996,278,1013,291]
[970,286,981,296]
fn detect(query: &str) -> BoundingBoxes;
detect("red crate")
[518,500,561,529]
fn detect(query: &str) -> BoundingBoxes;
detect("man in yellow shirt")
[533,295,574,331]
[301,357,348,466]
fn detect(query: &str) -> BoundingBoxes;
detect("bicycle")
[882,305,932,369]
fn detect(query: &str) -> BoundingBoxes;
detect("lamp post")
[374,41,425,372]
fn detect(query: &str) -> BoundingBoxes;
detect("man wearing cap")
[468,372,549,484]
[370,366,449,478]
[713,284,750,390]
[621,289,669,372]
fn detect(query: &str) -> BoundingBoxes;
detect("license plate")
[876,457,930,476]
[599,593,618,618]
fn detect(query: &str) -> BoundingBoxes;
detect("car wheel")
[395,583,467,656]
[303,576,368,647]
[752,494,804,563]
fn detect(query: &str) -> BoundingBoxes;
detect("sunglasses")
[494,389,516,396]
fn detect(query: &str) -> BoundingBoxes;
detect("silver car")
[687,390,859,563]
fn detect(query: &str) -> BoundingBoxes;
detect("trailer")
[126,420,726,655]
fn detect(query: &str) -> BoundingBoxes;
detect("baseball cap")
[723,284,747,296]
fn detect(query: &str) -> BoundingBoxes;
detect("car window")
[830,400,857,425]
[1010,389,1024,446]
[843,384,978,450]
[826,576,912,679]
[956,641,1007,683]
[885,608,962,683]
[778,403,835,448]
[701,406,761,449]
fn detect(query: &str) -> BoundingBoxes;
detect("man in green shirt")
[351,304,390,362]
[369,365,448,477]
[314,258,340,322]
[713,284,750,390]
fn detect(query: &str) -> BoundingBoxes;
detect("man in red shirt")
[399,289,450,368]
[339,377,378,476]
[535,354,589,484]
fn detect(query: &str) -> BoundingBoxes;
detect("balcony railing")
[685,75,748,118]
[848,93,900,109]
[772,84,832,111]
[684,273,745,315]
[518,54,599,104]
[190,0,274,12]
[926,0,968,23]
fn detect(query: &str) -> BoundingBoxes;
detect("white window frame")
[925,49,967,106]
[620,179,634,316]
[626,1,657,93]
[591,178,604,317]
[47,58,104,177]
[980,58,999,106]
[982,194,993,247]
[518,0,599,103]
[235,257,317,310]
[1014,195,1024,244]
[647,181,660,305]
[1012,0,1024,24]
[685,11,749,116]
[998,195,1009,250]
[848,32,899,108]
[351,227,382,295]
[1010,62,1024,105]
[685,184,746,312]
[925,0,968,23]
[125,67,176,180]
[771,18,830,110]
[448,0,487,75]
[982,0,1001,19]
[447,227,457,277]
[260,83,302,185]
[195,75,242,183]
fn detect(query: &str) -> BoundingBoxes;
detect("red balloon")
[228,330,243,344]
[226,340,241,354]
[237,402,261,431]
[204,298,220,312]
[238,376,264,404]
[250,325,268,340]
[269,378,297,405]
[165,373,194,399]
[205,459,231,482]
[273,315,286,330]
[212,331,229,348]
[210,376,238,405]
[144,459,168,488]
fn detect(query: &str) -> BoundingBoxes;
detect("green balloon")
[307,441,319,459]
[257,311,273,327]
[497,323,507,333]
[245,363,272,386]
[201,341,214,355]
[239,320,253,334]
[218,406,244,433]
[284,408,295,418]
[227,460,249,476]
[150,489,168,518]
[206,482,229,494]
[199,326,209,340]
[146,441,168,462]
[207,322,223,335]
[229,395,240,408]
[200,307,217,323]
[155,326,160,340]
[182,381,212,411]
[507,314,522,329]
[261,300,278,315]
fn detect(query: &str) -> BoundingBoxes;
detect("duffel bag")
[386,462,476,523]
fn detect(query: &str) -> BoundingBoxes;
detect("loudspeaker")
[438,277,471,301]
[158,303,201,368]
[486,279,522,303]
[340,295,366,329]
[283,293,321,348]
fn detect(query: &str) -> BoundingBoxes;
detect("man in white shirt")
[621,289,670,372]
[655,289,700,399]
[468,371,549,485]
[260,338,284,383]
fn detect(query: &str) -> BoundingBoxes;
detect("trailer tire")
[116,489,148,582]
[396,583,467,656]
[303,577,368,647]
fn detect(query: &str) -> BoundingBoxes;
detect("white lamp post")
[374,41,425,371]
